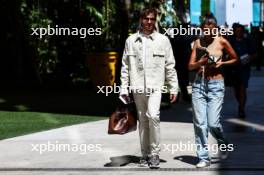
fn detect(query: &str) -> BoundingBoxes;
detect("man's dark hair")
[140,7,157,19]
[201,13,217,26]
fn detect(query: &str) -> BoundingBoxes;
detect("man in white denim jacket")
[120,7,178,169]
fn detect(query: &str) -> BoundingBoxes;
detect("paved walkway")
[0,74,263,175]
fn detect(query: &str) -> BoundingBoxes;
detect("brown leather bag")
[108,106,137,134]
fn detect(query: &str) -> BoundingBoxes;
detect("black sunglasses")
[143,17,156,21]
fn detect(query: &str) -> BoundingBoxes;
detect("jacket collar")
[135,31,157,42]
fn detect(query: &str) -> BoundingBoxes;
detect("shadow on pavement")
[104,155,167,167]
[174,155,199,165]
[104,155,140,167]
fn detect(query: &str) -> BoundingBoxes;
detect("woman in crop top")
[188,13,238,168]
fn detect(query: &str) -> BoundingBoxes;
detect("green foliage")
[102,0,118,49]
[81,0,121,52]
[158,2,179,28]
[82,1,104,27]
[20,0,58,76]
[201,0,210,16]
[128,1,144,33]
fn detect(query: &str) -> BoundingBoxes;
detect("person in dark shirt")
[171,23,195,102]
[229,23,257,118]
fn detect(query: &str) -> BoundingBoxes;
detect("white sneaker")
[196,160,211,168]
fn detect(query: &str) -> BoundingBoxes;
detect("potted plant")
[82,0,124,88]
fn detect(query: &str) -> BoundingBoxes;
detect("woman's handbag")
[108,103,137,135]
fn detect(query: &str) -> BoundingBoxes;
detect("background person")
[229,23,257,119]
[171,23,196,102]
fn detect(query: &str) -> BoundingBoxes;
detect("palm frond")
[83,2,104,26]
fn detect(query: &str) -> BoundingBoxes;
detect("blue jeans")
[192,77,228,161]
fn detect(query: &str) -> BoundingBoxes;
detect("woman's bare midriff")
[203,73,223,80]
[197,67,224,80]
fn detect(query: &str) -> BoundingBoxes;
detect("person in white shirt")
[120,7,179,169]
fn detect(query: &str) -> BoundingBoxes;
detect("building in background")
[190,0,264,27]
[190,0,201,25]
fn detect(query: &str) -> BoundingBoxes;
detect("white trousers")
[133,91,162,157]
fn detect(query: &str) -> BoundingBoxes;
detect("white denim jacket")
[120,31,179,95]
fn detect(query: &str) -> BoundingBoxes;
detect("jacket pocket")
[153,51,165,57]
[126,52,136,68]
[153,51,165,66]
[127,52,137,58]
[127,52,143,72]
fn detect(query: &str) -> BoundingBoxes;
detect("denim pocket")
[192,81,204,96]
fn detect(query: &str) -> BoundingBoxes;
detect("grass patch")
[0,111,106,140]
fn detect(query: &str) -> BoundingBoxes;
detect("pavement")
[0,71,263,175]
